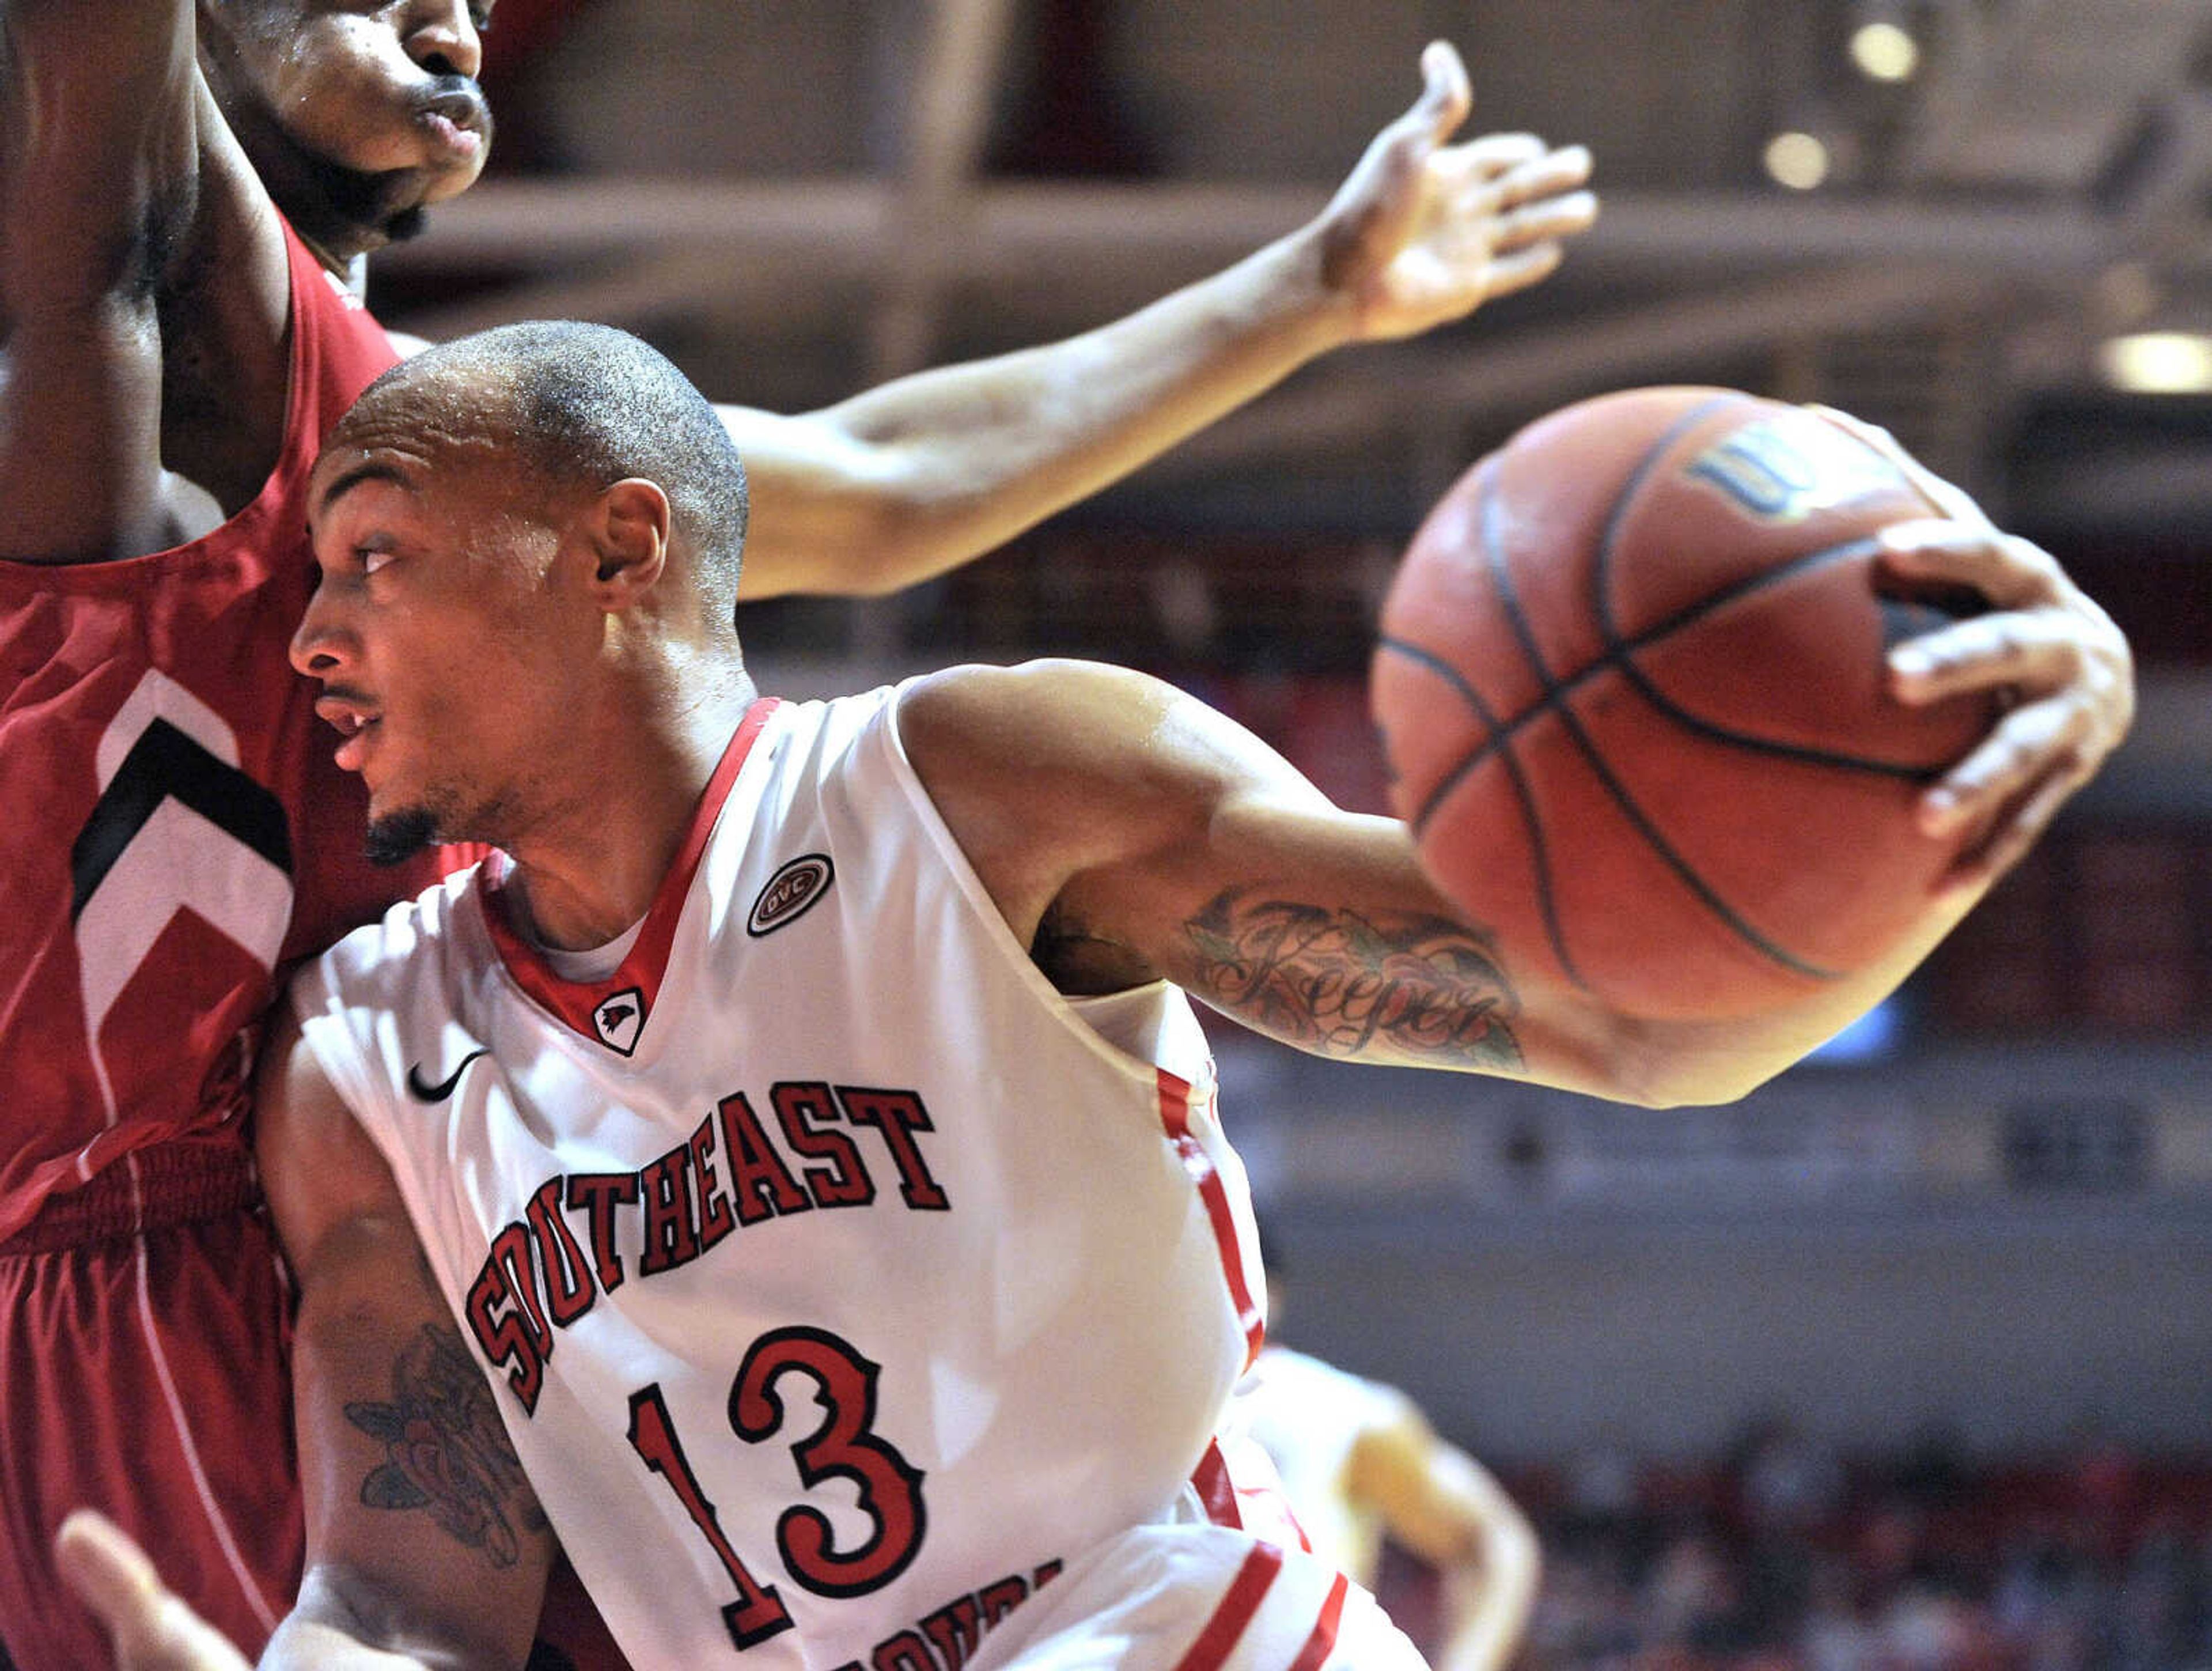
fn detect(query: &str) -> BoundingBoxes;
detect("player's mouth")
[419,109,482,162]
[412,82,490,164]
[316,696,384,773]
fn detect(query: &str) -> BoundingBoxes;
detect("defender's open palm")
[1316,41,1597,340]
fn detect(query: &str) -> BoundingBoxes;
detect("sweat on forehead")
[329,351,521,463]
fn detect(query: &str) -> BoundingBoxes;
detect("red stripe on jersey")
[1237,1483,1313,1555]
[1189,1439,1243,1529]
[480,699,781,1049]
[1157,1068,1263,1370]
[1285,1573,1350,1671]
[1171,1543,1283,1671]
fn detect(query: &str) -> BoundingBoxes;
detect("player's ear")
[584,478,672,607]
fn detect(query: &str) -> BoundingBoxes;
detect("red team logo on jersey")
[592,988,646,1054]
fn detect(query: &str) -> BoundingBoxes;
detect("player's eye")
[358,545,398,577]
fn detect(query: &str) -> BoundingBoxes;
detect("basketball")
[1372,386,1998,1020]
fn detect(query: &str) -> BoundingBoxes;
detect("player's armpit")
[255,1004,555,1669]
[0,0,202,562]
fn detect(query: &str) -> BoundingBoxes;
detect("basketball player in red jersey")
[0,0,1598,1659]
[57,322,2130,1670]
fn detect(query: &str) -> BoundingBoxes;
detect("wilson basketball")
[1372,387,1995,1020]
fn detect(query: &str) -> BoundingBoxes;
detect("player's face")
[200,0,494,249]
[296,412,588,862]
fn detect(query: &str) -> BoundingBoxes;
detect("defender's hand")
[1310,41,1596,342]
[55,1511,253,1671]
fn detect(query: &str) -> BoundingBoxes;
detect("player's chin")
[364,803,442,868]
[416,141,490,203]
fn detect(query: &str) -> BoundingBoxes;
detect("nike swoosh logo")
[406,1048,490,1103]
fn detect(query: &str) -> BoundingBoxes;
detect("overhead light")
[1764,131,1831,191]
[1849,20,1920,82]
[2099,331,2212,394]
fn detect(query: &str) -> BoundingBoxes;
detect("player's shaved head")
[338,322,751,623]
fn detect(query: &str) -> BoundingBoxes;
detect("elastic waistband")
[0,1143,262,1256]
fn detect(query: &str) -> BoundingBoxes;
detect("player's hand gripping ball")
[1372,387,1998,1019]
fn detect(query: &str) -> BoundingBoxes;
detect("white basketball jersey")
[293,686,1282,1669]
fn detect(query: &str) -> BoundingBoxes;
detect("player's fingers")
[1943,763,2086,891]
[1888,608,2083,707]
[1920,696,2088,837]
[55,1512,251,1670]
[1488,190,1599,254]
[1478,241,1567,297]
[1437,131,1550,184]
[1878,521,2066,611]
[1808,406,1997,530]
[1438,143,1590,227]
[55,1510,161,1631]
[1414,40,1474,138]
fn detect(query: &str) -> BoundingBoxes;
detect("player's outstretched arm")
[726,41,1594,600]
[249,1001,556,1670]
[1341,1405,1540,1671]
[900,659,1638,1095]
[895,656,2092,1106]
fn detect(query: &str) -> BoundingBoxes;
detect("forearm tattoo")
[344,1323,547,1567]
[1183,888,1525,1070]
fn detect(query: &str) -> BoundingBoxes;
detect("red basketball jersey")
[0,220,449,1240]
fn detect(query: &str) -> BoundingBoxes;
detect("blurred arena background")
[374,3,2212,1663]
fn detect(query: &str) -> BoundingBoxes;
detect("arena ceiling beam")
[1150,264,2029,478]
[382,184,2124,293]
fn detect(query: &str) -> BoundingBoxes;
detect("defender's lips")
[420,110,483,160]
[414,84,489,160]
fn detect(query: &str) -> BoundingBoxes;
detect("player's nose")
[289,583,351,679]
[402,0,483,82]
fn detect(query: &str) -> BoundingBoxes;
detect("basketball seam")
[1389,398,1843,986]
[1595,402,1950,778]
[1381,632,1588,994]
[1607,536,1948,780]
[1399,534,1925,782]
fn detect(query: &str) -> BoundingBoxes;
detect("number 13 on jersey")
[626,1326,929,1650]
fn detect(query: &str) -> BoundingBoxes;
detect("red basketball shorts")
[0,1144,300,1668]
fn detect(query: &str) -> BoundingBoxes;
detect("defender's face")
[295,411,582,856]
[208,0,495,219]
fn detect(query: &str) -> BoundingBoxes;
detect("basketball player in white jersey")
[60,323,2130,1669]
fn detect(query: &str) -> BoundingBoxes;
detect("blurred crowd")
[1459,1422,2212,1670]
